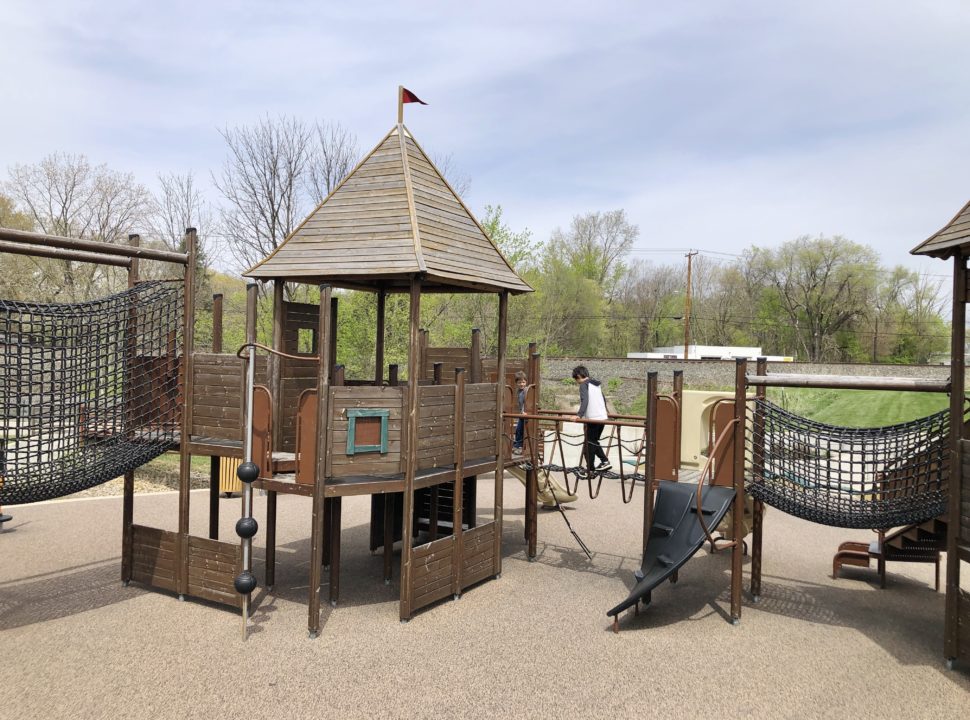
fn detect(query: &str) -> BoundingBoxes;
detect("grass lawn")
[766,388,949,427]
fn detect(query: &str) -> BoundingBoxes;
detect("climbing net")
[747,398,950,529]
[0,281,182,504]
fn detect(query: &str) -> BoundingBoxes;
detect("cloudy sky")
[2,1,969,279]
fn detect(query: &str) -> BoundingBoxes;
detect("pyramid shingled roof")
[244,125,532,294]
[911,198,970,259]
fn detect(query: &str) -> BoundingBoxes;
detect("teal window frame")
[346,408,389,455]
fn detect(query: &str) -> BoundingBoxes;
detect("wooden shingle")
[911,199,970,259]
[245,125,532,295]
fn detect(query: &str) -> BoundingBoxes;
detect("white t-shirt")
[585,382,608,421]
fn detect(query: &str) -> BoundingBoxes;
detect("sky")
[2,0,970,281]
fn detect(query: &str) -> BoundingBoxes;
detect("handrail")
[695,417,740,550]
[746,372,949,393]
[236,342,320,362]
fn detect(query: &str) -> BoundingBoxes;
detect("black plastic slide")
[607,481,735,619]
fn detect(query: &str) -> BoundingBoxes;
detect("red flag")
[401,88,427,105]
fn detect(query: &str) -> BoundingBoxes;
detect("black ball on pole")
[234,570,257,594]
[236,461,259,484]
[236,516,258,539]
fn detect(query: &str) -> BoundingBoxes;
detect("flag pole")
[398,85,404,124]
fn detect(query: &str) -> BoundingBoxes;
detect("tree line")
[0,116,949,368]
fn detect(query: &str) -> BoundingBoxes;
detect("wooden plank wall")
[186,536,243,608]
[417,385,456,470]
[191,353,267,441]
[328,386,404,477]
[423,347,471,381]
[280,301,320,453]
[131,525,177,592]
[461,522,495,589]
[464,383,497,461]
[483,358,526,385]
[410,534,455,612]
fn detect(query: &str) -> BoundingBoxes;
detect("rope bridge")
[747,398,950,529]
[0,281,182,504]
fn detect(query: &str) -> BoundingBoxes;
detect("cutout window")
[297,327,316,354]
[347,409,389,455]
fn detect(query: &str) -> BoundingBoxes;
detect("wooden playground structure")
[1,107,968,668]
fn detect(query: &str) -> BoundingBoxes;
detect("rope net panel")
[0,281,182,504]
[747,398,949,529]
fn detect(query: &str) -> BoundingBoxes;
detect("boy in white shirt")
[571,365,611,474]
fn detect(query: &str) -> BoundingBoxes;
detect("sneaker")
[596,460,612,472]
[512,447,523,456]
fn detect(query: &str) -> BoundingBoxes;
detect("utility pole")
[684,250,698,360]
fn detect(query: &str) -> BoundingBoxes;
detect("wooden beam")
[0,239,131,267]
[746,373,949,393]
[0,227,188,264]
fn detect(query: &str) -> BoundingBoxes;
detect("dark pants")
[584,422,608,468]
[514,418,525,449]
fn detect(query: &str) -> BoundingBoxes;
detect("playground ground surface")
[3,472,970,719]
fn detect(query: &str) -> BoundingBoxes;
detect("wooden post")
[493,292,509,576]
[212,293,224,353]
[121,234,139,584]
[209,292,225,539]
[470,328,482,383]
[452,367,466,596]
[526,347,541,559]
[673,369,683,470]
[751,357,767,599]
[375,288,386,386]
[329,296,338,380]
[177,228,198,597]
[400,277,422,620]
[642,372,658,559]
[419,329,429,381]
[389,364,399,387]
[945,254,967,662]
[731,358,747,623]
[271,280,285,451]
[308,284,333,637]
[432,362,443,386]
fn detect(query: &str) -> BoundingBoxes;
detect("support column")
[642,372,658,558]
[308,285,333,637]
[177,228,198,597]
[750,357,767,600]
[493,292,508,577]
[375,288,386,386]
[945,254,967,662]
[209,293,224,539]
[400,277,422,620]
[731,358,747,623]
[121,233,140,585]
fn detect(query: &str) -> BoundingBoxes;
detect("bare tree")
[305,121,361,204]
[432,152,471,198]
[148,171,214,301]
[4,153,150,299]
[213,115,314,271]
